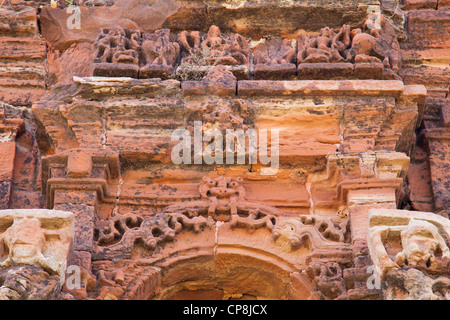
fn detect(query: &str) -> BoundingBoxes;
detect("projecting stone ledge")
[66,76,181,99]
[237,80,406,97]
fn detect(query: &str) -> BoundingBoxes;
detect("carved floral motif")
[94,176,349,262]
[272,216,349,251]
[306,262,346,300]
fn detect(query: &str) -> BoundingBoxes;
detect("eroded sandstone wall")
[0,0,448,300]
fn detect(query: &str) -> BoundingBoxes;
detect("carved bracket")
[41,148,120,208]
[0,209,74,299]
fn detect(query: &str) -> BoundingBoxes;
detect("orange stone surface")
[0,0,448,301]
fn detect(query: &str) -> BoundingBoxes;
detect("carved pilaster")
[41,148,119,298]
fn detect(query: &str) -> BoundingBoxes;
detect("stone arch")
[153,244,320,300]
[90,176,350,300]
[91,214,349,300]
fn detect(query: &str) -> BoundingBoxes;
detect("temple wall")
[0,0,448,300]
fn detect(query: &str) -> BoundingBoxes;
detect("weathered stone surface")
[0,209,74,297]
[0,265,60,300]
[0,8,46,106]
[182,65,237,96]
[368,209,450,300]
[47,43,95,86]
[0,0,447,302]
[253,38,296,80]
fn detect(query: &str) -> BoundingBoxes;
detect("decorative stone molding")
[305,262,346,300]
[93,175,350,265]
[164,175,285,222]
[63,12,403,81]
[93,27,141,78]
[177,25,251,80]
[93,175,284,260]
[0,7,46,106]
[312,151,410,206]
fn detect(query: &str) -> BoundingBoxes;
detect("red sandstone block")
[67,150,93,178]
[93,62,139,78]
[407,9,450,48]
[0,39,46,59]
[182,65,237,97]
[0,7,38,37]
[54,189,98,207]
[70,251,92,273]
[55,203,96,252]
[139,64,175,80]
[9,190,42,209]
[0,181,11,209]
[0,142,16,181]
[402,84,428,121]
[181,80,236,97]
[254,63,296,80]
[353,62,383,79]
[441,99,450,127]
[402,0,438,10]
[297,63,354,80]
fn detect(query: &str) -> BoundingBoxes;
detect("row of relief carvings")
[93,14,400,80]
[297,15,400,70]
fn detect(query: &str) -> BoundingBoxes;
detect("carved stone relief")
[0,210,74,300]
[368,209,450,300]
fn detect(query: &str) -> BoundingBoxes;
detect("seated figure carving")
[140,29,181,78]
[94,27,140,65]
[297,25,353,64]
[93,27,141,77]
